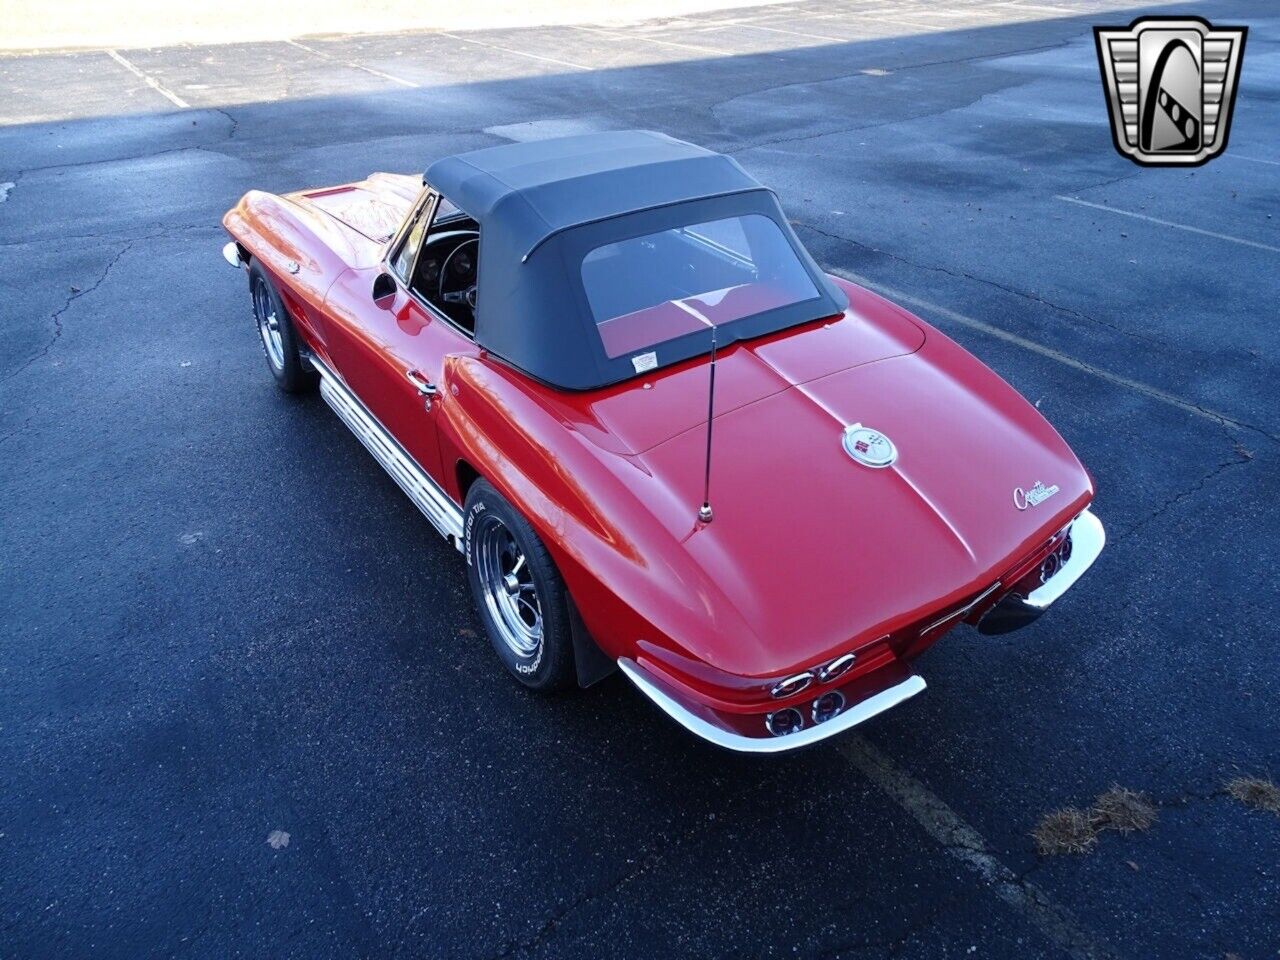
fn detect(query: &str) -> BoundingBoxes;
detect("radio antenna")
[698,319,717,524]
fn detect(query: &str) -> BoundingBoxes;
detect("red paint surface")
[225,176,1095,730]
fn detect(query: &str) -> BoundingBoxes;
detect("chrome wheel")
[253,278,285,371]
[474,513,543,658]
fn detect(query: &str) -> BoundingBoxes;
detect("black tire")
[248,261,316,394]
[464,479,575,692]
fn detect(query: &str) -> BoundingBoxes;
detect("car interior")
[581,222,758,326]
[394,194,481,335]
[581,214,820,358]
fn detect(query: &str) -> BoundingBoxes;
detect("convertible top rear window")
[581,214,821,359]
[423,132,848,389]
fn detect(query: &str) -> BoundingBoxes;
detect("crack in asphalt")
[213,106,239,139]
[486,851,662,960]
[1114,438,1254,545]
[3,106,238,184]
[796,219,1174,350]
[0,224,227,446]
[837,736,1116,960]
[728,108,953,153]
[0,222,221,249]
[818,886,981,958]
[719,37,1075,154]
[810,238,1280,448]
[6,144,225,182]
[1152,787,1229,809]
[0,233,154,389]
[400,778,780,960]
[1069,170,1144,194]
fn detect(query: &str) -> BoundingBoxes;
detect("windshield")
[580,214,821,361]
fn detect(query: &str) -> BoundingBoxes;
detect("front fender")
[222,191,353,354]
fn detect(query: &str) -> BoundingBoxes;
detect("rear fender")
[435,354,760,680]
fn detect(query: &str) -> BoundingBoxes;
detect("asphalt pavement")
[2,1,1278,957]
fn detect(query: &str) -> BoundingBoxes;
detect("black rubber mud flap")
[568,595,616,688]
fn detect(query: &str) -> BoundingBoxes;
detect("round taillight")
[766,707,805,737]
[818,652,857,683]
[811,691,845,724]
[770,672,814,699]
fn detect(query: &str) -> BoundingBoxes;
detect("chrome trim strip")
[920,581,1002,636]
[385,189,437,276]
[310,355,465,550]
[770,671,814,699]
[618,658,926,754]
[818,652,857,683]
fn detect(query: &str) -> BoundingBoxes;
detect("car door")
[321,190,475,487]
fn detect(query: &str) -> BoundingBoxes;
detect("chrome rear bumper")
[618,658,926,754]
[977,508,1105,635]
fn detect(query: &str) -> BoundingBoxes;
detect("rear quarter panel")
[433,354,765,672]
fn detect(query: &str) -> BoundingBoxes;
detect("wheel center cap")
[503,573,520,596]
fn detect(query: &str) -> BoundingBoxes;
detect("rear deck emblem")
[1094,17,1246,167]
[1014,481,1060,511]
[843,424,897,468]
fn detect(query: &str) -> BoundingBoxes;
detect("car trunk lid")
[634,347,1091,677]
[572,286,926,455]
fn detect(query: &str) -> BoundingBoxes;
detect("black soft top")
[424,131,847,390]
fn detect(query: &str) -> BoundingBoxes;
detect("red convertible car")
[222,131,1104,752]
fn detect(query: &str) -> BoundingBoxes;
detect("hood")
[285,173,419,257]
[633,327,1092,677]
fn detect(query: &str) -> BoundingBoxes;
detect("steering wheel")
[439,236,479,312]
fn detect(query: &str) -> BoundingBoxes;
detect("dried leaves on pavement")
[1225,776,1280,815]
[1032,807,1098,855]
[1091,786,1158,833]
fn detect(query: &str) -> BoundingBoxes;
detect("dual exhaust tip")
[1040,533,1074,584]
[765,649,860,736]
[766,691,846,737]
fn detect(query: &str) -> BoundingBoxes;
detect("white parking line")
[1055,196,1280,255]
[1227,154,1280,167]
[105,49,189,109]
[828,266,1256,431]
[572,24,734,57]
[839,736,1114,960]
[437,32,591,71]
[735,22,855,44]
[1000,2,1078,14]
[817,8,949,31]
[285,38,418,87]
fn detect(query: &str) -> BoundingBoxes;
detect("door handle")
[405,369,438,410]
[405,369,437,397]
